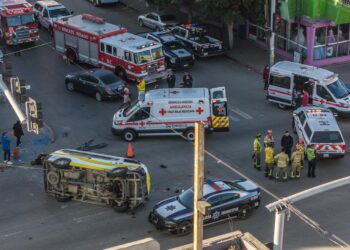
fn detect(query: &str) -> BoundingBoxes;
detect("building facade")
[247,0,350,66]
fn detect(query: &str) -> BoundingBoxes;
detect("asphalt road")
[0,1,350,250]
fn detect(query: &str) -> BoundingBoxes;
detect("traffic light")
[26,97,43,134]
[273,13,281,33]
[12,77,27,103]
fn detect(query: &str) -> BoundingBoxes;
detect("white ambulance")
[292,106,346,159]
[267,61,350,117]
[53,14,167,83]
[111,87,229,141]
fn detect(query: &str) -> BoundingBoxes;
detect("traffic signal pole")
[0,75,26,123]
[269,0,276,66]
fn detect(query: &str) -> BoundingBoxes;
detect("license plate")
[323,154,329,158]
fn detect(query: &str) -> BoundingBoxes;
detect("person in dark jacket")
[281,130,294,159]
[182,71,193,88]
[166,69,176,88]
[13,120,24,147]
[263,65,270,90]
[1,132,12,164]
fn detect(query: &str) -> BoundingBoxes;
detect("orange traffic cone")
[126,143,134,158]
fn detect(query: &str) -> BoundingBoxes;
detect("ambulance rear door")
[210,87,229,132]
[267,73,292,108]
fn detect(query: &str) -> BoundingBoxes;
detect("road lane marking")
[228,105,253,120]
[72,211,107,223]
[0,231,22,239]
[229,115,240,122]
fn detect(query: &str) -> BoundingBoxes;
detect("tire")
[183,129,195,142]
[66,49,77,64]
[138,19,144,27]
[66,81,75,92]
[115,67,127,81]
[278,103,287,109]
[176,221,192,235]
[47,171,60,185]
[55,195,71,202]
[95,92,103,102]
[114,203,128,213]
[123,129,137,142]
[238,205,252,220]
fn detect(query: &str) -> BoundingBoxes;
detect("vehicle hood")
[169,48,192,58]
[154,197,191,219]
[51,14,72,22]
[106,80,125,91]
[234,179,260,192]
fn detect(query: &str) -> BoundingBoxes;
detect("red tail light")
[339,144,346,151]
[207,116,212,128]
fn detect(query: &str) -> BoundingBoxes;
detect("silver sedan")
[138,12,178,31]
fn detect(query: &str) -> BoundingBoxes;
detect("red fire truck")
[53,14,167,83]
[0,0,39,45]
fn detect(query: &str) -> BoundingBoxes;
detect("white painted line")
[72,211,107,223]
[0,231,22,239]
[228,106,253,119]
[229,115,240,122]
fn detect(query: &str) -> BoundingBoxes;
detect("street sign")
[25,97,43,134]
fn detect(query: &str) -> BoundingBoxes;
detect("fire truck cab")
[54,14,167,83]
[0,0,39,45]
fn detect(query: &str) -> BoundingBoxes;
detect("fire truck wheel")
[138,19,144,27]
[278,103,287,109]
[95,92,103,102]
[115,67,127,81]
[66,81,75,92]
[66,49,77,64]
[123,129,137,142]
[183,129,194,141]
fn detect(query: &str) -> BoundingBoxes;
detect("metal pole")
[269,0,276,66]
[0,76,26,123]
[193,122,205,250]
[273,209,286,250]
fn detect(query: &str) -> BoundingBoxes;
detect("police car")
[145,31,195,69]
[292,106,346,158]
[148,179,260,235]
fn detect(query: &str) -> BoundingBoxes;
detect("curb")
[224,54,263,75]
[43,122,56,143]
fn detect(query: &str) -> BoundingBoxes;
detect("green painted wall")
[281,0,350,24]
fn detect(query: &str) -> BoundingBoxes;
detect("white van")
[292,106,346,159]
[111,87,229,141]
[267,61,350,117]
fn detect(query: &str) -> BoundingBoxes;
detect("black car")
[65,69,125,102]
[143,31,195,69]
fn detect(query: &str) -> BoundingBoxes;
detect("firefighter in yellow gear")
[253,134,262,170]
[274,148,289,181]
[290,145,304,179]
[264,130,275,148]
[296,138,305,169]
[264,142,274,178]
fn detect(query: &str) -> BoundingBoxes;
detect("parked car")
[87,0,119,7]
[138,12,178,31]
[65,69,125,102]
[33,0,72,36]
[140,31,195,69]
[148,179,260,235]
[171,24,225,58]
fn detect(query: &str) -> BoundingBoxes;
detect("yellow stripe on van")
[52,152,139,169]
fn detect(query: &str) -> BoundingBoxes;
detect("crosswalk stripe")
[228,105,253,120]
[229,115,240,122]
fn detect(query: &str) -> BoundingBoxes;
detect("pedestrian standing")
[182,71,193,88]
[1,132,12,164]
[123,84,131,106]
[307,144,317,178]
[166,69,176,88]
[12,33,20,56]
[263,65,270,90]
[136,78,145,101]
[264,142,274,178]
[290,145,304,179]
[302,88,310,106]
[253,134,262,170]
[281,130,293,159]
[264,129,275,148]
[274,148,289,181]
[13,120,24,147]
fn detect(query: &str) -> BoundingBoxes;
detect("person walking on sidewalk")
[136,78,146,101]
[281,130,293,159]
[166,69,176,88]
[264,129,275,148]
[307,144,317,178]
[274,148,289,181]
[1,132,12,164]
[13,121,24,147]
[290,145,304,179]
[264,142,274,178]
[253,134,262,170]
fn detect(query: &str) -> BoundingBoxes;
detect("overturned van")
[43,149,151,212]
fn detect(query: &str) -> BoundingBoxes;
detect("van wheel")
[183,129,195,141]
[176,221,192,235]
[95,92,103,102]
[138,19,144,27]
[123,129,137,142]
[55,195,71,202]
[47,171,60,185]
[238,205,252,220]
[114,203,128,213]
[278,103,287,109]
[66,81,75,91]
